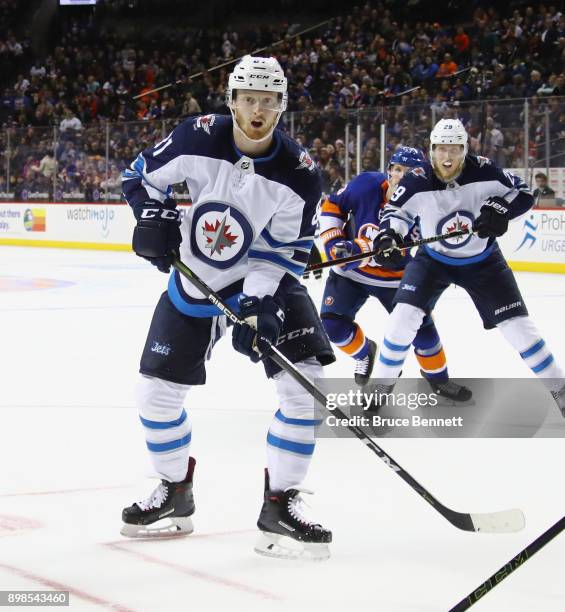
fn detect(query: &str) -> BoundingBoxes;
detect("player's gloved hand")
[472,196,510,238]
[329,239,372,271]
[132,199,182,273]
[232,295,285,363]
[372,228,404,267]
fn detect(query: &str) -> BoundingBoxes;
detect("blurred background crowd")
[0,0,563,204]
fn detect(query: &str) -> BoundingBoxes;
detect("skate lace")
[285,488,316,527]
[354,355,370,375]
[137,482,168,512]
[435,380,460,394]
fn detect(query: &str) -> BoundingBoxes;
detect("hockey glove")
[232,295,285,363]
[329,239,372,271]
[132,199,182,273]
[472,196,510,238]
[372,228,404,267]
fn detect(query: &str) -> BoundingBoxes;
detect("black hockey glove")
[472,196,510,239]
[132,199,182,273]
[372,228,404,267]
[232,295,286,363]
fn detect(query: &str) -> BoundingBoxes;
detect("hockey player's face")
[388,164,409,187]
[432,144,465,181]
[233,90,280,140]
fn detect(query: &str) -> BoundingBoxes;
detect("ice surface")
[1,246,563,611]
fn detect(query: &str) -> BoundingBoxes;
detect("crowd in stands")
[0,0,564,201]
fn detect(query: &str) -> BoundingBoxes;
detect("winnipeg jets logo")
[410,167,427,179]
[295,150,316,172]
[194,114,216,135]
[445,213,470,240]
[190,201,254,269]
[476,155,491,167]
[437,210,474,250]
[202,215,238,255]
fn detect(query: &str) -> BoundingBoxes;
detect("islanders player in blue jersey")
[120,56,334,559]
[319,147,471,402]
[371,118,565,416]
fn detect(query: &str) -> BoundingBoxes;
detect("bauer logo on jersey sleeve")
[190,201,254,269]
[436,211,474,249]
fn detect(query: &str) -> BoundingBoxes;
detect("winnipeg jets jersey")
[122,115,321,317]
[319,171,414,288]
[380,155,533,265]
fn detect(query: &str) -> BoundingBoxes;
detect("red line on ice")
[0,561,137,611]
[105,541,282,601]
[0,485,127,498]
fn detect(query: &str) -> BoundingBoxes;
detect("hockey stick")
[305,228,472,273]
[449,515,565,611]
[172,257,524,534]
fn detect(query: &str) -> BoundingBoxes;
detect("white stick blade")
[471,509,526,533]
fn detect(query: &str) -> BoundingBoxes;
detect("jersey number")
[390,186,406,202]
[153,134,173,156]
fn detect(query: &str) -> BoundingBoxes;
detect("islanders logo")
[23,208,46,232]
[436,211,474,249]
[190,201,253,269]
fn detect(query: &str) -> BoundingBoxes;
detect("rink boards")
[0,201,564,273]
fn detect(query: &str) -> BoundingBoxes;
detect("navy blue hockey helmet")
[388,146,425,169]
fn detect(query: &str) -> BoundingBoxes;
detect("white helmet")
[429,118,468,157]
[227,55,288,143]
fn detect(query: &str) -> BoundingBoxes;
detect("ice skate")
[255,470,332,561]
[354,339,377,387]
[423,373,473,405]
[121,457,196,538]
[364,382,396,412]
[551,384,565,418]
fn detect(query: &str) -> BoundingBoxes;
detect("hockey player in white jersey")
[120,55,334,559]
[370,118,565,416]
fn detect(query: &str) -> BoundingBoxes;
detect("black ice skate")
[121,457,196,538]
[364,382,396,412]
[551,384,565,418]
[255,470,332,561]
[423,373,473,405]
[354,339,377,387]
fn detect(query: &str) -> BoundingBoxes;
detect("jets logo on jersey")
[296,150,316,172]
[476,156,491,167]
[194,114,216,135]
[436,211,474,249]
[410,167,427,179]
[203,216,238,255]
[190,201,254,269]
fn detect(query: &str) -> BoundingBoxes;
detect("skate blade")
[254,532,330,561]
[120,516,194,539]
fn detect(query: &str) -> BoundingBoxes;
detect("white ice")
[0,246,564,612]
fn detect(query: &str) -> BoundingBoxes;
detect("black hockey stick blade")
[172,257,524,535]
[449,515,565,610]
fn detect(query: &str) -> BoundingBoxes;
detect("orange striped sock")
[416,347,448,379]
[336,323,368,359]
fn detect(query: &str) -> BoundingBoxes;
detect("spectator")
[436,53,458,79]
[60,108,83,133]
[533,172,556,206]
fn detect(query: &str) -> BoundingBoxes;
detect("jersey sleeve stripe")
[321,198,346,217]
[259,228,313,251]
[248,249,305,277]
